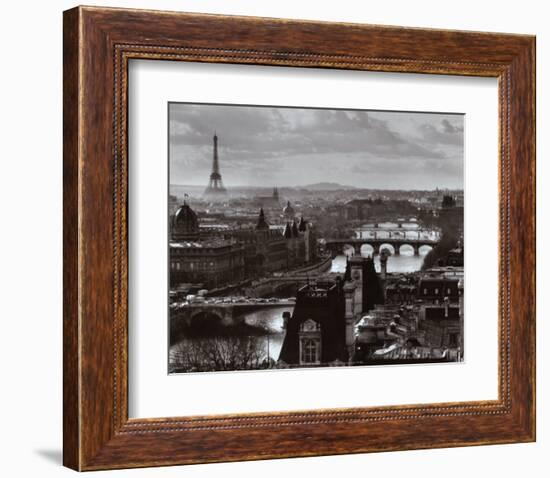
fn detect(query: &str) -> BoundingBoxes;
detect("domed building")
[168,200,319,290]
[169,199,246,289]
[283,200,295,219]
[171,200,199,241]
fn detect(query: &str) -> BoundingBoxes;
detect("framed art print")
[63,6,536,470]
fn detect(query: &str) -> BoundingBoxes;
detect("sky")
[169,102,464,190]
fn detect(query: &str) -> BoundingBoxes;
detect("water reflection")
[243,307,294,360]
[330,247,429,274]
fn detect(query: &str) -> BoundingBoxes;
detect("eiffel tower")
[204,132,227,199]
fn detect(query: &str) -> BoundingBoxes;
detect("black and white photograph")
[168,102,465,374]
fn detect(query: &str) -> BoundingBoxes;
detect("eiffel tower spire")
[204,132,227,199]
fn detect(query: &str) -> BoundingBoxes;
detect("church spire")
[256,208,269,230]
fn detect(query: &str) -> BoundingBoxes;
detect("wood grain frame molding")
[63,6,536,471]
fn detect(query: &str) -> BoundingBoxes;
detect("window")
[301,339,320,364]
[435,288,439,294]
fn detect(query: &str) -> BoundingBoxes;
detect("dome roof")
[283,200,295,216]
[172,202,199,236]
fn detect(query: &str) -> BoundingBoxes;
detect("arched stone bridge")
[324,237,439,257]
[356,216,421,226]
[357,225,439,235]
[170,300,295,327]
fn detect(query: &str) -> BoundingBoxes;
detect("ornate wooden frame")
[63,6,536,471]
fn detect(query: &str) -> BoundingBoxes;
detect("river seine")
[206,248,429,364]
[171,222,432,368]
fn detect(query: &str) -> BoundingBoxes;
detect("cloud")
[442,118,463,134]
[169,103,464,189]
[417,118,464,147]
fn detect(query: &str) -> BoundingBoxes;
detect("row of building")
[169,201,318,290]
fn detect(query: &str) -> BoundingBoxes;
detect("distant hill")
[299,182,357,191]
[170,182,357,195]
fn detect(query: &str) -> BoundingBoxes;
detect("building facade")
[278,280,348,366]
[170,240,245,289]
[169,202,316,290]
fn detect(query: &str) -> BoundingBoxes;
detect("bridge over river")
[325,236,440,256]
[325,222,441,257]
[170,298,295,329]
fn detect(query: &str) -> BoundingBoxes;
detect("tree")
[170,335,269,373]
[421,232,459,270]
[169,318,273,373]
